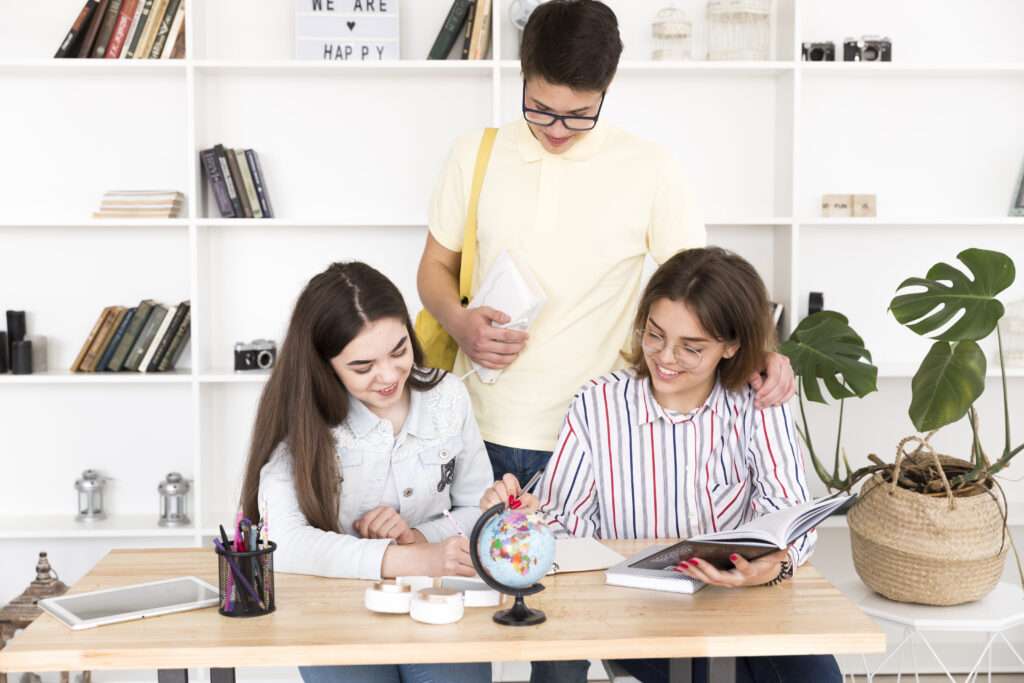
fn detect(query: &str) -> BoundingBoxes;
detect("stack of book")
[200,145,275,219]
[93,190,184,219]
[428,0,492,60]
[55,0,186,59]
[71,300,190,373]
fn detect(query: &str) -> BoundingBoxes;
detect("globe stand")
[470,503,550,627]
[492,585,546,626]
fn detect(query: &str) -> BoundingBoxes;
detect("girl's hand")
[480,473,540,512]
[425,536,476,577]
[674,548,790,588]
[354,506,421,545]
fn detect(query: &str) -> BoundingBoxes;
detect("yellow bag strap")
[459,127,498,302]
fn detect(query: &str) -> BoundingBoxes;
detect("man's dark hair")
[520,0,623,92]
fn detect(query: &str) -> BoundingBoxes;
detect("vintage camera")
[234,339,276,371]
[801,41,835,62]
[844,36,892,62]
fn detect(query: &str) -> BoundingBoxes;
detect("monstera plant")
[782,248,1020,493]
[780,248,1021,605]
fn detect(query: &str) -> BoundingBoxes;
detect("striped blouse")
[536,370,815,566]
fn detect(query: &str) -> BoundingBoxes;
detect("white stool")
[839,580,1024,682]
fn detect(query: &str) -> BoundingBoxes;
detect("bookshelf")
[2,0,1024,676]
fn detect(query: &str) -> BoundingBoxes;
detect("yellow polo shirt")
[428,120,706,451]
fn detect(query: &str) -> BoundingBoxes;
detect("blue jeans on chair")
[617,654,843,682]
[298,663,491,683]
[484,442,551,491]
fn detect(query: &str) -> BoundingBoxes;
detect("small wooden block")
[853,194,877,217]
[821,194,853,217]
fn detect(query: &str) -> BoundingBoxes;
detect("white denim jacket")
[259,374,493,580]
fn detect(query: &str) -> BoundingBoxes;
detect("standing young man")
[418,0,794,494]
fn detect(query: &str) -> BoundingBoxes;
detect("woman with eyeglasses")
[479,247,843,683]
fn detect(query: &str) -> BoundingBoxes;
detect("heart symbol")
[347,21,356,30]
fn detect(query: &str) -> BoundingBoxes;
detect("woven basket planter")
[848,460,1008,606]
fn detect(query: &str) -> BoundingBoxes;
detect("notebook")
[549,537,626,575]
[468,250,546,384]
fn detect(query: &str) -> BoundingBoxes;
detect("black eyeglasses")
[521,81,606,131]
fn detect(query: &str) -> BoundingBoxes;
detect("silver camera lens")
[256,350,274,369]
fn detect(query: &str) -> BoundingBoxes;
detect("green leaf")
[890,248,1015,342]
[779,311,878,405]
[909,341,987,431]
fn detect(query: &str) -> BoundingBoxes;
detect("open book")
[468,250,546,385]
[605,494,852,594]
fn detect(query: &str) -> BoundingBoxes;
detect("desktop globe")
[470,503,555,626]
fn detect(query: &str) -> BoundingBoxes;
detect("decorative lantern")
[74,469,108,522]
[706,0,771,61]
[0,553,89,683]
[652,4,693,61]
[157,472,192,527]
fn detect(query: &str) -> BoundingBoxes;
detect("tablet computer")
[39,576,219,630]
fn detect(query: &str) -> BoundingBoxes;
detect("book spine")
[141,304,177,372]
[428,0,473,60]
[246,149,274,218]
[71,307,111,372]
[122,0,148,58]
[200,148,236,218]
[468,0,492,60]
[225,149,253,218]
[135,0,169,59]
[82,306,124,372]
[157,309,191,371]
[96,307,135,371]
[460,1,476,60]
[234,149,262,219]
[108,300,153,370]
[124,304,166,371]
[147,302,188,371]
[76,0,110,58]
[160,1,185,59]
[93,0,123,57]
[148,0,181,58]
[104,0,139,58]
[214,144,244,217]
[125,0,155,58]
[54,0,99,58]
[169,17,186,58]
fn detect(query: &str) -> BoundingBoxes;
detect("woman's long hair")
[239,262,442,532]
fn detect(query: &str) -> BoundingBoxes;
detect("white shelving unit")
[3,5,1024,677]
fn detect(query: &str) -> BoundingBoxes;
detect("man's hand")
[452,306,529,370]
[749,351,795,409]
[353,506,421,545]
[674,548,790,588]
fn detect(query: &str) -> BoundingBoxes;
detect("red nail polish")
[730,554,739,561]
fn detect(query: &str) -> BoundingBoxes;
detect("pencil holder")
[215,540,276,617]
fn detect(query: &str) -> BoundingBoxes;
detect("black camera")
[801,41,835,62]
[234,339,276,371]
[844,36,891,62]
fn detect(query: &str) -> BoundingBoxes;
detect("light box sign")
[295,0,400,61]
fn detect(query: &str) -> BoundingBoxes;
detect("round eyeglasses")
[635,328,703,371]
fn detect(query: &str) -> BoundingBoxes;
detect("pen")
[443,509,466,537]
[219,524,235,612]
[214,537,267,611]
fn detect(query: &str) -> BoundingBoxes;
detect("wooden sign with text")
[295,0,400,61]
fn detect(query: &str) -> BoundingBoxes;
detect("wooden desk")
[0,541,884,679]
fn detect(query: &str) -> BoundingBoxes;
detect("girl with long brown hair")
[481,247,841,683]
[239,261,492,683]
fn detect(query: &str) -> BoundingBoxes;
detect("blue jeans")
[298,662,491,683]
[617,655,843,683]
[484,442,551,489]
